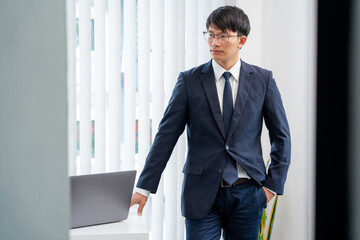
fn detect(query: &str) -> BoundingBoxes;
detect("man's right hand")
[130,192,148,216]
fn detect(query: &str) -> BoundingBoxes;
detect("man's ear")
[238,36,247,49]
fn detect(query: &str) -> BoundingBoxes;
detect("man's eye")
[209,33,215,38]
[220,35,228,39]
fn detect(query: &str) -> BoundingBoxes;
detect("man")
[131,6,291,240]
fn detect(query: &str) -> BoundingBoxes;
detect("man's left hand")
[262,187,275,204]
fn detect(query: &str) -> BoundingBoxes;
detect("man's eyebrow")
[208,30,226,34]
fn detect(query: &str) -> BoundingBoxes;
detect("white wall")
[0,1,69,240]
[236,0,316,239]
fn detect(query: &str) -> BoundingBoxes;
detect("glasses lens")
[203,33,229,43]
[203,32,210,41]
[219,35,229,43]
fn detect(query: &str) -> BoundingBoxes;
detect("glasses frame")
[203,32,241,43]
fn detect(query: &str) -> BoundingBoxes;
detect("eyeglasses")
[203,32,241,44]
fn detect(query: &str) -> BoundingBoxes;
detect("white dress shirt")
[212,58,251,180]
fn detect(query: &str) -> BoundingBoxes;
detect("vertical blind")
[67,0,231,239]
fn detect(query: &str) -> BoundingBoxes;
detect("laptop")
[70,170,136,228]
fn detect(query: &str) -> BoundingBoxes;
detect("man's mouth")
[211,50,222,54]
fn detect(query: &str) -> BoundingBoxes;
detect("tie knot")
[222,72,231,82]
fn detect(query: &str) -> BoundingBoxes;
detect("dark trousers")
[185,181,267,240]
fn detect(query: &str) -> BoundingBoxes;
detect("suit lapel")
[200,60,227,140]
[227,60,254,140]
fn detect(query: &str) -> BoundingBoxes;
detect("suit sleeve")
[262,71,291,195]
[136,72,188,193]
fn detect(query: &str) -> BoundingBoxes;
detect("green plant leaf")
[266,195,278,240]
[258,208,266,240]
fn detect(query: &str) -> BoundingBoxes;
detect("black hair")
[206,6,251,37]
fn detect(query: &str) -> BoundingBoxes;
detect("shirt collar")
[212,58,241,82]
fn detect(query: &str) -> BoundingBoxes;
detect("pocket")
[182,163,204,175]
[260,187,268,208]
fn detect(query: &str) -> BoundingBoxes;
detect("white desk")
[70,213,149,240]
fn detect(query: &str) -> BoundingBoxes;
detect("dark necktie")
[222,71,238,185]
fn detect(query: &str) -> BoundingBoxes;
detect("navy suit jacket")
[137,60,291,219]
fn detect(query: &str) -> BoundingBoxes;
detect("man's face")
[207,25,246,70]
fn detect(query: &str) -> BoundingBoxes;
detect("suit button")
[225,145,229,150]
[218,168,223,173]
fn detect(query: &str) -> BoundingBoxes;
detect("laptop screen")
[70,170,136,228]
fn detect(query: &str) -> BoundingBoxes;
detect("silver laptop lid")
[70,170,136,228]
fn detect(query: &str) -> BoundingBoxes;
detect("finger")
[137,203,144,216]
